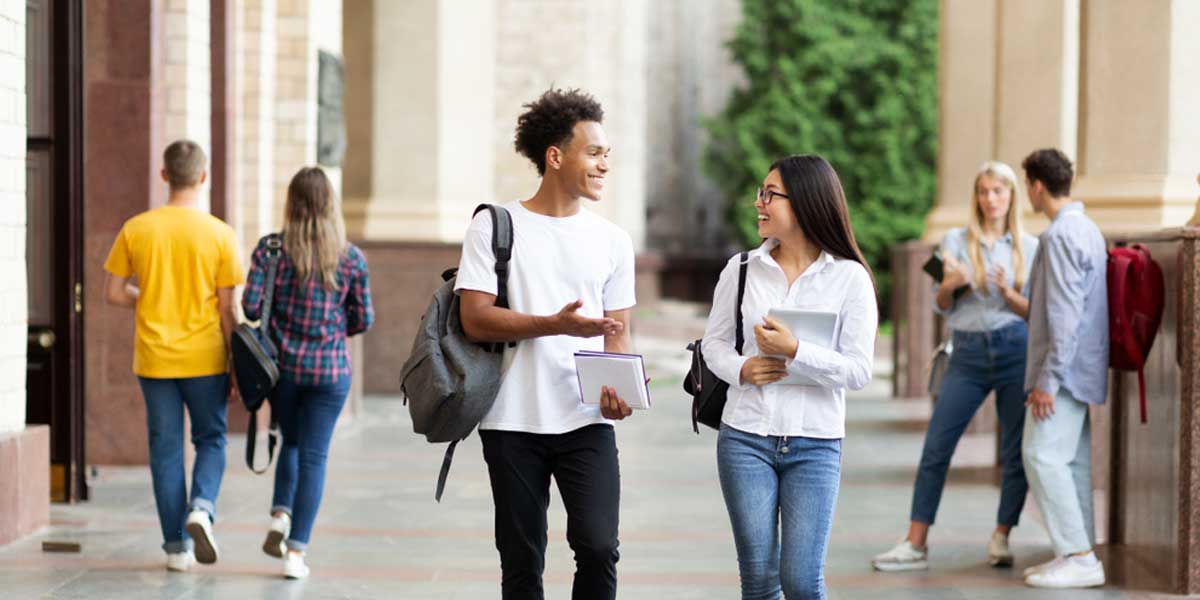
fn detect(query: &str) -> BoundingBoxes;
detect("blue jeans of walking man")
[911,321,1028,528]
[138,374,229,553]
[718,424,842,600]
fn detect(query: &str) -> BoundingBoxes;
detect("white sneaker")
[185,509,219,564]
[871,539,929,572]
[283,551,310,580]
[1025,553,1105,588]
[263,513,291,559]
[987,531,1013,567]
[166,551,195,572]
[1023,555,1063,577]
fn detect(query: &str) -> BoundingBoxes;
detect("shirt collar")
[749,238,837,274]
[1054,201,1085,222]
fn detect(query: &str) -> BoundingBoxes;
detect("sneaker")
[987,531,1013,567]
[871,539,929,572]
[1025,553,1105,588]
[283,551,310,580]
[185,509,219,565]
[1023,555,1063,577]
[263,513,291,559]
[166,551,195,572]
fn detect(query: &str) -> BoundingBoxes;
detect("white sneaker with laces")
[166,551,195,572]
[1025,553,1105,588]
[185,509,219,564]
[284,551,310,580]
[263,513,291,559]
[871,539,929,572]
[1023,555,1063,577]
[987,531,1013,567]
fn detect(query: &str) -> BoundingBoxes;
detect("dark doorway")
[25,0,86,502]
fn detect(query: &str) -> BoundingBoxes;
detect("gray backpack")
[400,204,513,501]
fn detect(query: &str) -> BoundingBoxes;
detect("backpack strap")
[473,204,515,353]
[245,408,280,474]
[435,439,460,502]
[260,234,284,357]
[735,251,749,354]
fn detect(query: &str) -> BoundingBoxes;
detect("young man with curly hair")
[455,88,637,599]
[1019,148,1109,589]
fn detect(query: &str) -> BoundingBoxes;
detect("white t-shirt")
[454,201,637,434]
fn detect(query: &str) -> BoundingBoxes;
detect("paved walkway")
[0,303,1181,598]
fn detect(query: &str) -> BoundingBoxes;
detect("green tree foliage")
[704,0,938,313]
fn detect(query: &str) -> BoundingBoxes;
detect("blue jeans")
[137,374,229,554]
[911,321,1028,527]
[270,375,351,551]
[717,424,842,600]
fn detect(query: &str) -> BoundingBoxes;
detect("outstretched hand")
[554,300,624,338]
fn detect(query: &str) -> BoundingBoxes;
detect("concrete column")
[0,0,27,434]
[344,0,495,243]
[235,0,277,254]
[1075,0,1200,232]
[164,0,213,211]
[922,0,998,242]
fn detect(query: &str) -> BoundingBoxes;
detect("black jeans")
[480,424,620,600]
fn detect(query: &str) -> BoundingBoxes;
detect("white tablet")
[766,308,839,386]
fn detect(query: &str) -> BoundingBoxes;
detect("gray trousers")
[1021,388,1096,556]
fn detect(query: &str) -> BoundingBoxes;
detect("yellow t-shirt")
[104,205,245,378]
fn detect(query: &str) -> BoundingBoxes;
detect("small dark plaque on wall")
[317,50,346,167]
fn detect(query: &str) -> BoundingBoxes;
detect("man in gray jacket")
[1019,148,1109,589]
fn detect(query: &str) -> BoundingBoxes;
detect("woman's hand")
[941,255,969,290]
[754,316,799,358]
[739,355,789,386]
[989,265,1017,301]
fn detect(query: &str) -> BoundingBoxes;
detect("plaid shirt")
[242,236,374,385]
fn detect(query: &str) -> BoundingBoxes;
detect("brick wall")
[164,0,212,210]
[0,0,26,434]
[237,0,278,256]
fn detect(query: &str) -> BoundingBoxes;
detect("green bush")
[703,0,938,314]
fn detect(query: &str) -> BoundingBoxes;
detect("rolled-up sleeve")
[702,257,750,389]
[788,266,878,391]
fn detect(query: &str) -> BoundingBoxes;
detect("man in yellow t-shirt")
[104,140,243,572]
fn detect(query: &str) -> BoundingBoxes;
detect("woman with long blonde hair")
[242,166,374,579]
[873,161,1038,573]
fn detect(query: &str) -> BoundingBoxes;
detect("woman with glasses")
[701,154,878,599]
[242,166,374,579]
[871,161,1036,572]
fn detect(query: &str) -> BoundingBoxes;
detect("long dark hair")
[771,154,875,288]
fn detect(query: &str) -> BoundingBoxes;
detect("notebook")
[766,308,839,386]
[574,350,651,410]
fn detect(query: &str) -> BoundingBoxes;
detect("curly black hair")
[1021,148,1074,197]
[514,88,604,176]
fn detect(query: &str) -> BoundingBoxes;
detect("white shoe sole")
[263,530,286,559]
[872,559,929,572]
[185,520,218,565]
[1025,573,1105,588]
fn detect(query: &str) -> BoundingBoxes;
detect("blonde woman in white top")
[702,154,878,599]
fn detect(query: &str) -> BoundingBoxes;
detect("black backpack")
[399,204,514,501]
[683,252,748,432]
[230,233,282,473]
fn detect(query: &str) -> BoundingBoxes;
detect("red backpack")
[1107,243,1165,423]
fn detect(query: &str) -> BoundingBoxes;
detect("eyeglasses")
[757,187,790,206]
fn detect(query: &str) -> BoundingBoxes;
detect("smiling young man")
[1019,148,1109,589]
[454,88,637,599]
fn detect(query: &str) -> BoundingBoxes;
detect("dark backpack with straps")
[1107,242,1165,423]
[230,233,283,474]
[683,251,748,432]
[400,204,514,501]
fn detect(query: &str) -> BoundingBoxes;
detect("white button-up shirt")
[701,239,878,438]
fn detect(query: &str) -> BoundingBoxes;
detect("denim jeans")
[479,424,620,600]
[137,374,229,554]
[910,321,1029,528]
[1022,388,1095,556]
[270,375,351,552]
[717,424,842,600]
